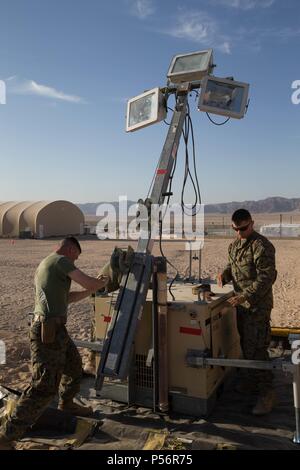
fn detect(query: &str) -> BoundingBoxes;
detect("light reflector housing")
[198,76,249,119]
[167,49,213,84]
[126,87,166,132]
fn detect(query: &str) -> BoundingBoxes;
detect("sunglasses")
[232,222,251,232]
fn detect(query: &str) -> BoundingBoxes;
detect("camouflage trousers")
[236,306,273,394]
[0,320,82,440]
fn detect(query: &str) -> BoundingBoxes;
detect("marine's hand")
[217,273,224,287]
[227,295,246,307]
[97,275,109,289]
[69,269,110,292]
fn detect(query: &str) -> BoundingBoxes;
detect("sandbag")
[97,246,134,293]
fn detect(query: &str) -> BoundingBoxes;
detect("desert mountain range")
[77,197,300,215]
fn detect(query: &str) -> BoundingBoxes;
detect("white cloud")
[164,11,231,54]
[212,0,275,9]
[168,12,215,42]
[234,25,300,51]
[264,27,300,40]
[8,78,85,103]
[5,75,17,81]
[130,0,155,19]
[108,96,130,104]
[218,41,231,54]
[160,7,297,55]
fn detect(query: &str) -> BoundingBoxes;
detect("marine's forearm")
[242,271,275,304]
[68,290,92,304]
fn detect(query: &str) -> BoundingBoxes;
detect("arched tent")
[2,201,35,237]
[0,202,18,236]
[0,201,84,238]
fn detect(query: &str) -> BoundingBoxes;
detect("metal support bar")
[186,351,300,445]
[156,257,168,412]
[186,355,288,371]
[152,266,158,412]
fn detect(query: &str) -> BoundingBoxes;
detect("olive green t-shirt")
[34,253,76,319]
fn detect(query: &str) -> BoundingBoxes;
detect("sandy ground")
[1,237,300,391]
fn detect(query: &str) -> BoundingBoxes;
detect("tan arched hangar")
[0,200,84,238]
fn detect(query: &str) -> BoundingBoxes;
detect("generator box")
[93,283,240,416]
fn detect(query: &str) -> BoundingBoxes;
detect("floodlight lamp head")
[198,75,249,119]
[167,49,214,84]
[126,87,167,132]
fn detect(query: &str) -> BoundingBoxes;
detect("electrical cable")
[157,96,204,293]
[206,112,230,126]
[190,89,199,100]
[188,114,201,205]
[180,103,202,216]
[180,104,203,280]
[164,105,175,126]
[161,100,201,293]
[245,98,250,115]
[162,99,204,287]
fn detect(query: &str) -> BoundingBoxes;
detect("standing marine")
[218,209,277,415]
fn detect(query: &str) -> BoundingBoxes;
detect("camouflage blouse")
[222,231,276,310]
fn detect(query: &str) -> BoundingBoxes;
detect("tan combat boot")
[58,400,94,417]
[0,433,14,450]
[251,390,276,416]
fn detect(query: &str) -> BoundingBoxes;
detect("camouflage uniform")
[0,253,82,441]
[222,231,276,394]
[1,321,82,440]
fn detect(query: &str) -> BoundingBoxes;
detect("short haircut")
[60,236,82,253]
[232,209,252,225]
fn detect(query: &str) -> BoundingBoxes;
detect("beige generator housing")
[93,283,240,417]
[0,200,84,238]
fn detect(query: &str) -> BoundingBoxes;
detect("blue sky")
[0,0,299,205]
